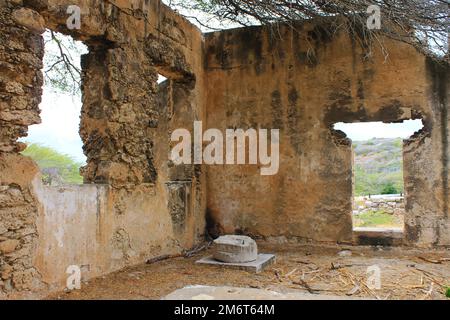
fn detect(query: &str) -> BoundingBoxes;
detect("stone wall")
[403,60,450,246]
[0,0,206,297]
[353,196,405,216]
[0,0,45,297]
[203,21,449,246]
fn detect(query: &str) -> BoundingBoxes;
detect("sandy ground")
[46,243,450,300]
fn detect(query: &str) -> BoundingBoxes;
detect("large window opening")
[334,120,424,231]
[20,30,88,186]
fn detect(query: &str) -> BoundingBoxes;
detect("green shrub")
[381,182,398,195]
[353,138,404,196]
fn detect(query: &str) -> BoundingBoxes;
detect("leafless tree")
[43,31,86,96]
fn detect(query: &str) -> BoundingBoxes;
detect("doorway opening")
[334,120,424,232]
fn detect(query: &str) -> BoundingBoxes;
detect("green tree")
[21,143,83,185]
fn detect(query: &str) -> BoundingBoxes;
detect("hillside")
[353,138,404,196]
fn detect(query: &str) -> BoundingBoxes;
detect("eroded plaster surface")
[1,0,206,297]
[204,22,449,246]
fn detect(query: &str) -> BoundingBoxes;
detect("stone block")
[12,8,45,34]
[196,254,275,273]
[0,239,20,254]
[213,235,257,263]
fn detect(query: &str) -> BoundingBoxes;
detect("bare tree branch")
[166,0,450,62]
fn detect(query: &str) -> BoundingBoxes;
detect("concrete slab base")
[164,285,370,300]
[196,254,275,273]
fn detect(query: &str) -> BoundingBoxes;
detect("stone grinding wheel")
[212,235,258,263]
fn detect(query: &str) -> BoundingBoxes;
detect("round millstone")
[213,235,258,263]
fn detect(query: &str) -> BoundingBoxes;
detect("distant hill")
[353,138,404,196]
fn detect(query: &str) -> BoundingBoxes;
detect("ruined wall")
[204,21,449,246]
[403,61,450,246]
[0,0,206,297]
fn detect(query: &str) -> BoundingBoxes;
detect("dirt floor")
[46,243,450,300]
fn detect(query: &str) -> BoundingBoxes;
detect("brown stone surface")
[12,8,45,34]
[204,21,449,247]
[0,239,20,254]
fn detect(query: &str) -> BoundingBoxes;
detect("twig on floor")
[146,254,177,264]
[292,278,319,294]
[146,241,212,264]
[183,241,213,258]
[413,267,445,288]
[285,268,298,277]
[418,256,443,264]
[419,282,434,300]
[291,259,313,265]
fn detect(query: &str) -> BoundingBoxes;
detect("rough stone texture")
[0,2,43,154]
[204,22,449,247]
[0,0,45,297]
[196,254,275,273]
[354,196,405,216]
[213,235,258,263]
[0,154,43,295]
[12,8,45,34]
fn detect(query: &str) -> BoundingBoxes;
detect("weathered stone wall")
[204,21,449,246]
[0,0,206,297]
[403,61,450,246]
